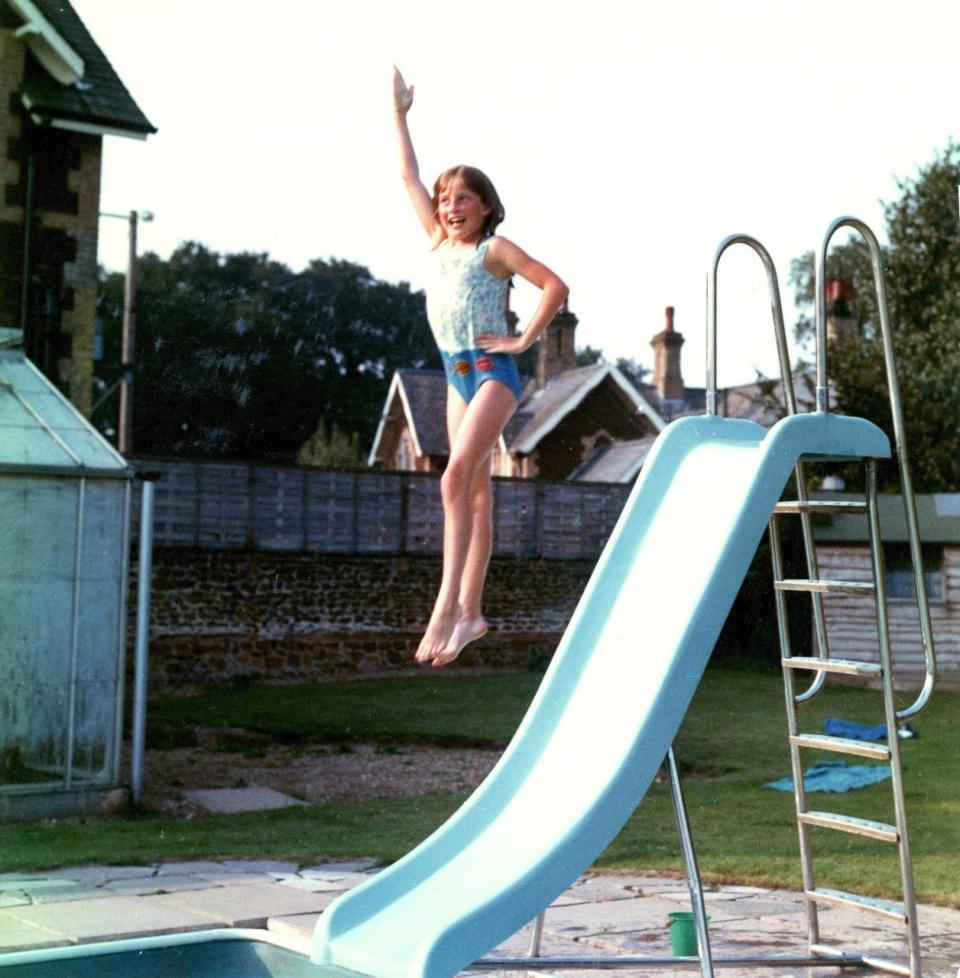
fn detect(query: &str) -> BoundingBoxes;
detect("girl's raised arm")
[393,67,436,237]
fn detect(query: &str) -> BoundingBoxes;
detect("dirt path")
[140,741,503,816]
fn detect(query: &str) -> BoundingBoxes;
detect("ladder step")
[781,656,882,677]
[775,578,875,595]
[806,887,907,923]
[775,500,868,515]
[790,733,891,761]
[799,811,899,842]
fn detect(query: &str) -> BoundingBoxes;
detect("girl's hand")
[475,332,527,355]
[393,66,414,115]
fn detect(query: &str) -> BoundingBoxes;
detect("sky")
[75,0,959,390]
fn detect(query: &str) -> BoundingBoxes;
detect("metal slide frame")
[768,218,936,978]
[471,219,935,977]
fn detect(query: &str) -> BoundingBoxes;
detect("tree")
[96,244,435,461]
[789,141,960,492]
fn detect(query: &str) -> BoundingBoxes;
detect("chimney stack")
[536,300,578,388]
[650,305,685,402]
[825,278,857,344]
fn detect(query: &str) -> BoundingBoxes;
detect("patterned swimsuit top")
[425,238,510,355]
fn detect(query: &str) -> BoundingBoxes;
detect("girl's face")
[437,176,492,245]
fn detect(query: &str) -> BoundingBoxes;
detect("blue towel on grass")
[823,717,916,741]
[765,761,892,793]
[824,717,887,741]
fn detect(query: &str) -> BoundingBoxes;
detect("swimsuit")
[425,238,523,402]
[440,347,523,403]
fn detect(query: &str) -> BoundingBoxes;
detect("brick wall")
[52,130,101,416]
[0,30,102,415]
[139,549,595,691]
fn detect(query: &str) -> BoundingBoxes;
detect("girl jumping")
[392,67,569,668]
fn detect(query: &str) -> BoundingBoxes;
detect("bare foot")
[432,616,488,668]
[415,608,460,664]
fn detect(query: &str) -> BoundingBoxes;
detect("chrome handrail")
[815,217,936,719]
[707,235,830,701]
[706,234,793,416]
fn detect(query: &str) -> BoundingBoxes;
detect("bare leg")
[416,381,516,665]
[431,460,494,667]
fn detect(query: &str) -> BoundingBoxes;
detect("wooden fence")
[129,460,631,559]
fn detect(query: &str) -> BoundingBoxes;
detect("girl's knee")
[441,459,470,501]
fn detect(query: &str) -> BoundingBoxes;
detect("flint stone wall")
[139,550,595,690]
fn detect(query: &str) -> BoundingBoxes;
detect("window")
[395,430,416,472]
[884,544,944,603]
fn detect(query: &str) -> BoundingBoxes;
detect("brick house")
[0,0,155,413]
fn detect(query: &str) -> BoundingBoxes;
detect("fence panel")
[405,477,443,554]
[493,479,539,558]
[147,461,199,547]
[130,460,629,559]
[305,470,358,553]
[356,473,405,553]
[539,483,588,558]
[197,462,251,549]
[579,483,630,555]
[252,467,306,551]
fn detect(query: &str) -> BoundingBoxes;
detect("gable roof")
[509,363,664,455]
[568,434,658,483]
[367,368,449,466]
[10,0,156,138]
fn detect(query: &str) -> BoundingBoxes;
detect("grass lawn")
[5,664,959,909]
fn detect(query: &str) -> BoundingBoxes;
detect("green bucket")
[666,911,710,956]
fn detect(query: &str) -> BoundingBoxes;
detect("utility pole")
[101,208,152,454]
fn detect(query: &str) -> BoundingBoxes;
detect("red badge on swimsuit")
[476,356,495,372]
[455,360,472,376]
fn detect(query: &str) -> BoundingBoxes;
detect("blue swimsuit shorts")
[441,348,523,403]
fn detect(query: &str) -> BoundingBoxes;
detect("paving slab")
[0,879,78,893]
[154,882,337,928]
[155,861,229,877]
[220,859,301,875]
[266,912,319,950]
[58,865,158,885]
[273,874,356,893]
[0,895,30,910]
[0,893,219,944]
[279,871,373,892]
[300,860,378,875]
[192,871,282,888]
[561,875,641,904]
[26,886,117,904]
[100,873,218,896]
[0,914,71,954]
[183,787,307,814]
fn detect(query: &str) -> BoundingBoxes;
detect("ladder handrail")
[707,234,830,702]
[815,217,936,720]
[706,234,793,416]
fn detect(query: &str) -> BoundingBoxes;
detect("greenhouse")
[0,349,132,820]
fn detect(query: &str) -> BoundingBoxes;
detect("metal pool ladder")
[767,218,937,978]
